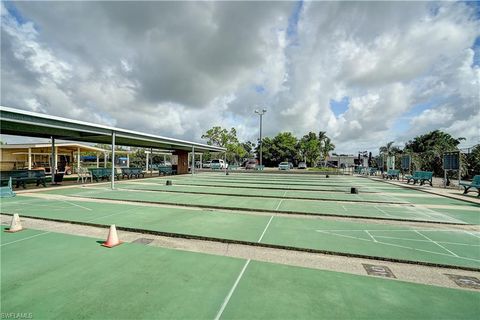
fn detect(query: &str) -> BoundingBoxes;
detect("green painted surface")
[261,217,480,269]
[1,227,244,319]
[39,186,472,224]
[221,261,480,320]
[1,196,479,268]
[2,228,479,319]
[115,182,409,204]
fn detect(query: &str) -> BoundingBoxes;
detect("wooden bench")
[255,165,265,171]
[405,171,433,186]
[459,175,480,197]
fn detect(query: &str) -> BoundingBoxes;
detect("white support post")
[163,154,166,164]
[146,150,149,172]
[224,152,227,175]
[104,153,107,168]
[96,152,99,168]
[51,137,56,183]
[191,146,195,175]
[54,146,58,173]
[200,153,203,169]
[28,148,32,170]
[150,148,153,176]
[77,147,81,173]
[127,153,130,167]
[111,131,116,189]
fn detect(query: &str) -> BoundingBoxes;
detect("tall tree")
[321,137,335,166]
[404,130,465,176]
[298,132,320,167]
[201,126,246,163]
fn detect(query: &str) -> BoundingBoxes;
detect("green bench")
[384,169,400,180]
[121,168,145,179]
[405,171,433,186]
[0,177,16,197]
[89,168,112,182]
[459,175,480,197]
[0,170,46,188]
[211,163,222,170]
[228,165,239,171]
[354,166,364,174]
[255,165,265,171]
[158,166,176,175]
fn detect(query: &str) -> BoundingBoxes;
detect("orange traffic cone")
[102,224,122,248]
[5,214,23,233]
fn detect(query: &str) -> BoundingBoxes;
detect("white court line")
[213,260,250,320]
[0,231,51,247]
[315,228,467,232]
[214,213,275,319]
[315,230,480,262]
[61,200,93,211]
[464,231,480,239]
[274,199,284,211]
[414,230,459,257]
[341,205,347,211]
[374,206,395,218]
[365,230,377,242]
[257,216,274,243]
[373,235,480,247]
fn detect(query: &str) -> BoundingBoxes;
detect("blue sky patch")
[330,96,350,116]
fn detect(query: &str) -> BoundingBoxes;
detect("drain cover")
[445,274,480,290]
[132,238,154,245]
[362,264,396,278]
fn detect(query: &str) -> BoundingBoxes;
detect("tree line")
[201,126,335,167]
[378,130,479,179]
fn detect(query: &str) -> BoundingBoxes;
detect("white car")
[211,159,228,169]
[203,161,212,168]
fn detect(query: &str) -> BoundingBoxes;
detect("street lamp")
[254,108,267,167]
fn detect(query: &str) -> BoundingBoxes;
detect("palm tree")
[322,137,335,166]
[379,141,396,156]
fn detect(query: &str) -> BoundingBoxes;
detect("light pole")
[254,108,267,167]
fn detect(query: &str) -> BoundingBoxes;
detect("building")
[0,143,107,173]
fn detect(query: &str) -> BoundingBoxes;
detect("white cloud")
[1,1,479,153]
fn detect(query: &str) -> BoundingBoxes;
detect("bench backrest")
[473,175,480,185]
[421,171,433,180]
[412,171,422,178]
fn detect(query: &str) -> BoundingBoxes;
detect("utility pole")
[254,108,267,167]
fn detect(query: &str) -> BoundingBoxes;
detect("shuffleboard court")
[1,228,479,319]
[113,181,410,204]
[37,186,475,224]
[1,195,479,269]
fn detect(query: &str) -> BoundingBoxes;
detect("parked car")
[211,159,228,169]
[279,162,290,170]
[203,161,212,168]
[245,159,257,170]
[298,162,307,169]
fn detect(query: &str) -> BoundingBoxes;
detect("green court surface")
[1,228,479,319]
[1,196,479,269]
[113,181,411,204]
[39,185,478,224]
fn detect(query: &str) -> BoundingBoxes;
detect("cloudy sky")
[1,1,479,153]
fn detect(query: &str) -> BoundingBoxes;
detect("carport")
[0,106,225,188]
